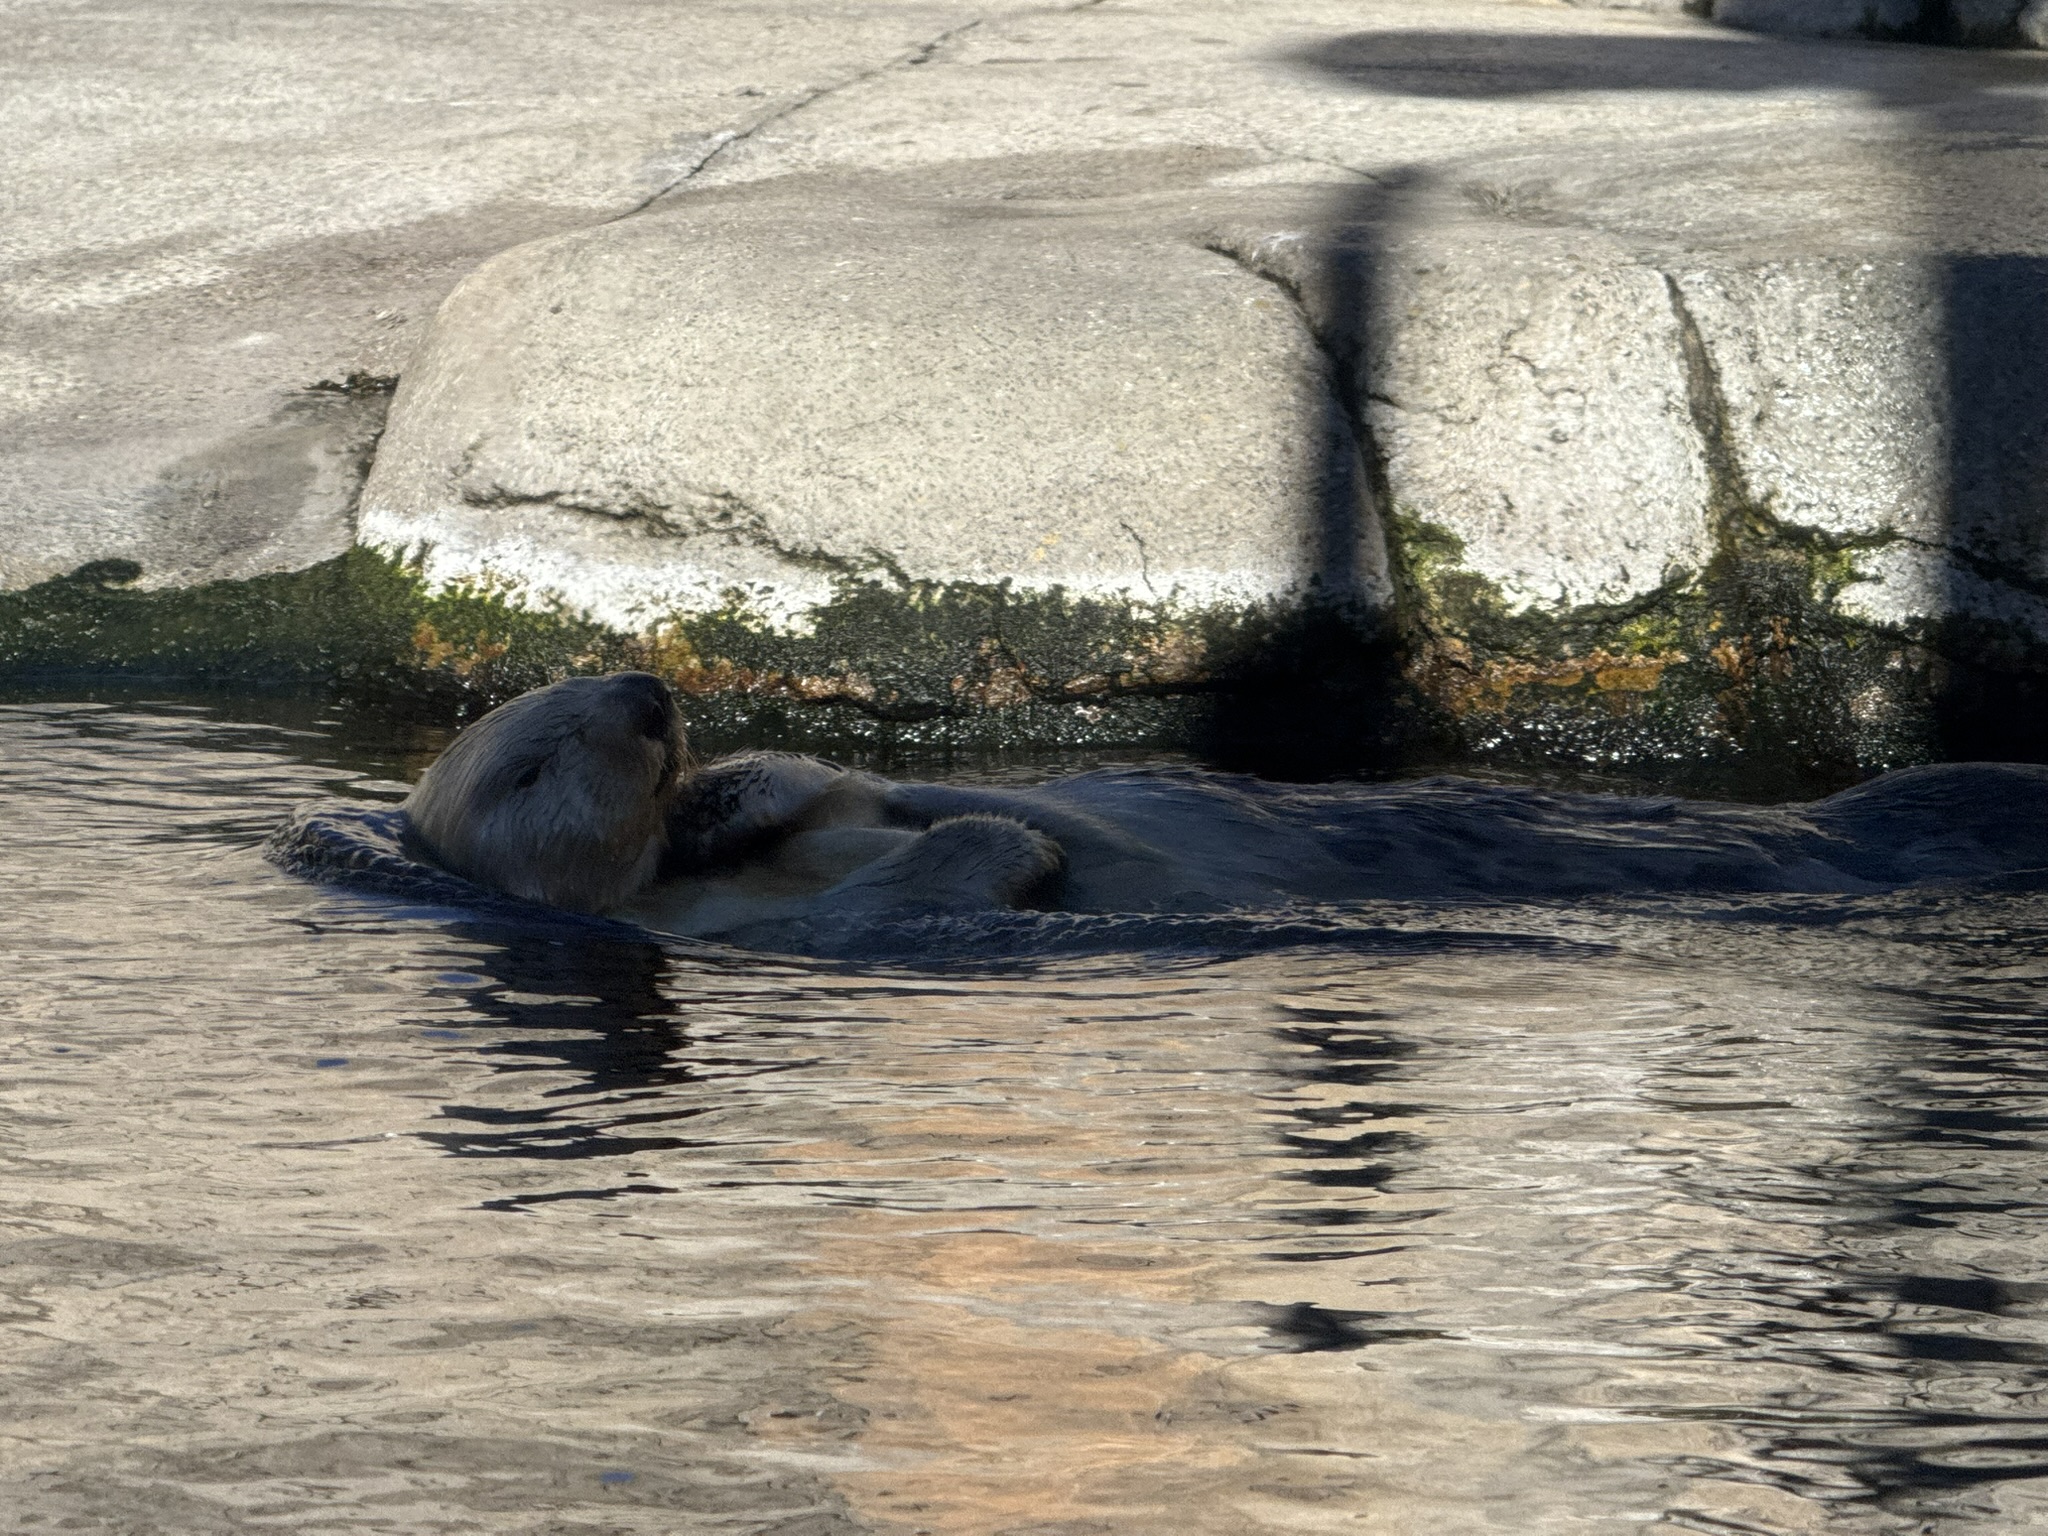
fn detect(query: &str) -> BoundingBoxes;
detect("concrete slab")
[0,0,1043,589]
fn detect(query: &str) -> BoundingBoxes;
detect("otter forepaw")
[819,814,1066,914]
[662,752,856,873]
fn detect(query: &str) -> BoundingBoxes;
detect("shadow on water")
[407,915,1572,1170]
[1256,1003,1449,1355]
[1837,956,2048,1504]
[407,923,812,1166]
[1681,1102,2048,1507]
[1239,21,2048,779]
[1630,902,2048,1515]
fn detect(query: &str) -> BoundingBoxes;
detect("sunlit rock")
[360,166,1388,630]
[0,0,1037,592]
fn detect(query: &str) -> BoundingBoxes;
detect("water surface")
[8,697,2048,1534]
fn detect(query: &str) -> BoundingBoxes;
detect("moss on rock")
[1377,502,2048,798]
[0,547,1257,756]
[7,521,2045,791]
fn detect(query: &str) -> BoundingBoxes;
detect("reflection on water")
[8,698,2048,1533]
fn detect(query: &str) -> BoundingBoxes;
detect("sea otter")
[403,671,1065,931]
[384,669,2048,940]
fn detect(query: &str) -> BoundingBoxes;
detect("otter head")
[404,671,686,913]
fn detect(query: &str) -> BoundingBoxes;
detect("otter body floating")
[269,672,2048,950]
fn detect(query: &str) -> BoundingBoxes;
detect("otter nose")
[607,671,678,741]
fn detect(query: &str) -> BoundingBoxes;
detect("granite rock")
[360,166,1386,628]
[14,0,2048,662]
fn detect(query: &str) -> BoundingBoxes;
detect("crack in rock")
[1118,518,1158,598]
[1657,267,2041,610]
[1658,268,1762,551]
[457,483,883,581]
[616,0,1114,219]
[1897,532,2048,603]
[1197,234,1395,540]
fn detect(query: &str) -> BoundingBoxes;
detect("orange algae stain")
[1592,656,1677,693]
[409,620,509,679]
[614,625,880,708]
[602,622,1221,714]
[950,637,1037,708]
[1125,625,1208,689]
[934,628,1212,709]
[1417,637,1688,715]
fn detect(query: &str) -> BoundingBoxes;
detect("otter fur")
[402,674,1066,933]
[404,672,685,914]
[395,671,2048,938]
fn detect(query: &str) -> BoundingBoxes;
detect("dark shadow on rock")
[1197,605,1427,781]
[1717,0,2039,50]
[1935,253,2048,759]
[1259,23,2048,781]
[1196,170,1447,781]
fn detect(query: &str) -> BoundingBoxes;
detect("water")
[9,696,2048,1534]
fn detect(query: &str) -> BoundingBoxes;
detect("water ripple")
[8,695,2048,1533]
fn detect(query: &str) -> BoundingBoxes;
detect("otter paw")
[818,815,1066,914]
[662,752,858,872]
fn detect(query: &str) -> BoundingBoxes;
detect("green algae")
[7,516,2043,791]
[0,550,601,708]
[1374,503,2033,799]
[0,548,1243,756]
